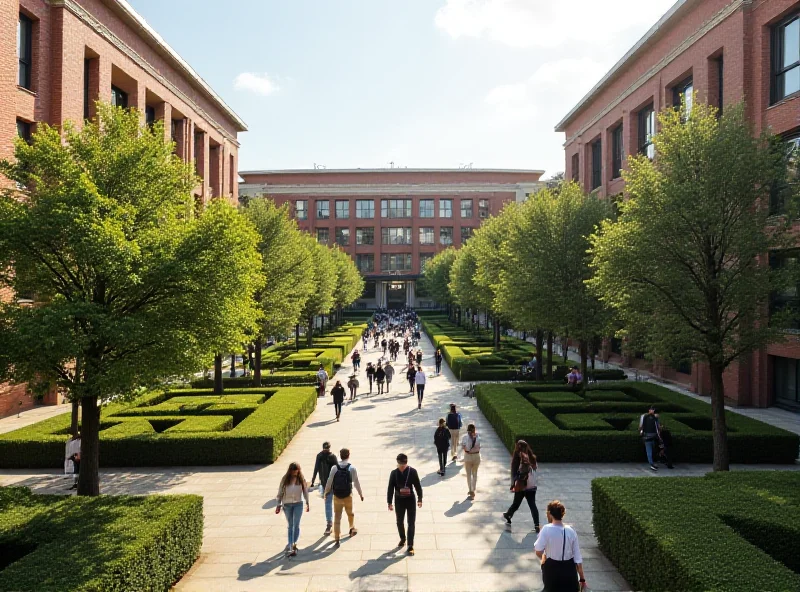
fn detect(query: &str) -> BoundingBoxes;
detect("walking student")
[316,364,329,397]
[331,380,345,421]
[461,424,481,499]
[446,404,462,461]
[366,362,376,394]
[534,500,588,591]
[406,364,416,394]
[375,363,386,395]
[415,349,423,366]
[384,361,394,392]
[275,462,310,557]
[503,440,540,532]
[351,350,361,372]
[414,366,426,409]
[324,448,364,546]
[310,442,338,535]
[434,349,443,375]
[387,453,423,556]
[434,419,450,476]
[639,405,661,471]
[347,374,359,402]
[65,432,81,490]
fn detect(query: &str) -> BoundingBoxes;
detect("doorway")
[387,282,406,309]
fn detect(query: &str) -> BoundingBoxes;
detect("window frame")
[381,227,413,245]
[590,139,602,190]
[356,253,375,273]
[419,199,435,218]
[16,119,32,143]
[316,227,329,244]
[439,198,453,218]
[316,200,330,219]
[111,85,128,109]
[18,13,33,90]
[460,199,473,219]
[295,200,308,220]
[420,254,434,272]
[571,153,580,183]
[380,253,412,272]
[638,105,656,159]
[419,227,434,245]
[461,226,473,243]
[355,199,374,219]
[439,226,454,246]
[335,200,350,220]
[771,13,800,104]
[335,227,350,246]
[355,227,374,245]
[478,199,489,219]
[381,199,412,219]
[672,76,694,116]
[611,124,623,180]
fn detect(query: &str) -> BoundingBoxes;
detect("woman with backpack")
[434,419,450,476]
[331,380,345,421]
[446,404,462,461]
[365,362,376,394]
[502,440,540,532]
[275,462,310,557]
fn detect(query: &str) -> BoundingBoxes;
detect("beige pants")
[449,429,460,457]
[464,454,481,493]
[333,495,355,539]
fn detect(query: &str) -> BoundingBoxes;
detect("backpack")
[446,412,462,430]
[514,454,533,492]
[332,463,353,498]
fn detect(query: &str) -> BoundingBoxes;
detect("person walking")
[382,338,388,357]
[414,366,426,409]
[65,432,81,490]
[639,405,660,471]
[375,363,386,395]
[406,364,416,394]
[387,453,423,556]
[310,442,338,536]
[434,419,450,476]
[324,448,364,546]
[346,375,359,402]
[352,350,361,373]
[461,424,481,499]
[658,420,674,469]
[434,349,443,375]
[316,364,329,398]
[415,349,423,366]
[384,361,394,392]
[275,462,310,557]
[502,440,540,532]
[534,500,588,591]
[331,380,345,421]
[365,362,376,394]
[446,404,462,461]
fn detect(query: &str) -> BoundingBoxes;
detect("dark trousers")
[435,361,442,374]
[334,402,342,417]
[395,497,417,545]
[368,377,373,392]
[437,450,447,473]
[506,488,539,526]
[416,384,425,403]
[408,379,414,392]
[377,380,384,394]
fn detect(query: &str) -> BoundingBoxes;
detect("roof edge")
[239,168,546,176]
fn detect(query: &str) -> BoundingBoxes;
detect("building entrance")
[386,282,406,309]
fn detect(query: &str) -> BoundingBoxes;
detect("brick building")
[1,0,246,416]
[239,169,543,309]
[555,0,800,408]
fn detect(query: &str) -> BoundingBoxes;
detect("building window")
[611,124,623,179]
[355,199,374,219]
[295,200,308,220]
[356,227,374,245]
[717,56,724,116]
[420,253,434,272]
[461,227,473,243]
[460,199,473,218]
[440,227,454,246]
[770,249,800,331]
[145,106,156,127]
[381,199,412,218]
[381,227,412,245]
[111,85,128,109]
[591,140,602,190]
[672,76,694,118]
[419,199,434,218]
[638,105,655,159]
[381,253,412,272]
[479,199,489,219]
[773,356,800,406]
[229,154,235,195]
[439,199,453,218]
[770,135,800,215]
[571,153,579,182]
[356,254,374,273]
[83,59,91,120]
[16,119,32,143]
[18,13,33,90]
[316,200,330,219]
[335,200,349,219]
[316,228,329,244]
[772,14,800,104]
[419,227,434,245]
[335,227,350,246]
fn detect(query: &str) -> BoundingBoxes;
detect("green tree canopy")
[448,243,481,313]
[298,235,336,345]
[332,247,365,314]
[421,248,457,312]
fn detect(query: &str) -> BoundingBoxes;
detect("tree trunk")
[70,399,80,437]
[493,316,501,350]
[563,333,569,363]
[213,353,223,394]
[546,331,554,380]
[77,395,100,496]
[535,330,544,381]
[579,339,588,389]
[709,361,730,471]
[307,316,314,347]
[230,353,236,378]
[295,324,300,352]
[321,314,325,336]
[253,337,263,387]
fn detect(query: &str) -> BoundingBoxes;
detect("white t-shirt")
[65,438,80,459]
[461,433,481,454]
[415,370,427,385]
[534,524,583,563]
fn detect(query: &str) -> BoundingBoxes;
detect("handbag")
[398,468,412,497]
[64,459,75,475]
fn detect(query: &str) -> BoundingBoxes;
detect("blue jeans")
[645,439,656,465]
[283,502,303,547]
[325,492,333,523]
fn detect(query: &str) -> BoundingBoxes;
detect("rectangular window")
[381,253,412,272]
[356,254,374,273]
[16,119,32,143]
[571,153,579,182]
[440,226,454,246]
[111,85,128,109]
[295,200,308,220]
[229,154,235,195]
[335,227,350,246]
[611,125,623,179]
[461,226,473,242]
[419,199,434,218]
[381,199,412,218]
[638,105,655,159]
[356,227,374,245]
[479,199,489,219]
[355,199,374,219]
[18,14,32,89]
[316,228,329,244]
[145,106,156,127]
[439,199,453,218]
[717,56,724,116]
[335,200,349,219]
[460,199,473,218]
[420,253,434,272]
[591,140,602,190]
[770,249,800,331]
[770,135,800,215]
[316,200,330,219]
[419,227,434,245]
[672,76,694,118]
[772,14,800,104]
[773,356,800,406]
[83,59,91,120]
[381,227,412,245]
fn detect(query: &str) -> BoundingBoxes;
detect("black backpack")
[332,463,353,498]
[446,412,461,430]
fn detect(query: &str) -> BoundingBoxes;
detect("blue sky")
[129,0,676,178]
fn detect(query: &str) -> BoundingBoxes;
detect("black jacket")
[387,467,423,504]
[312,450,338,486]
[376,368,386,381]
[331,385,345,403]
[434,427,450,452]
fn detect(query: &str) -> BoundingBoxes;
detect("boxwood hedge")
[0,486,202,592]
[0,386,317,468]
[476,381,799,463]
[592,471,800,592]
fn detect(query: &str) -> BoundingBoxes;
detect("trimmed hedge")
[476,381,799,463]
[0,486,202,591]
[0,386,317,468]
[592,472,800,592]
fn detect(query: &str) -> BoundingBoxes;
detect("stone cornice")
[239,182,543,196]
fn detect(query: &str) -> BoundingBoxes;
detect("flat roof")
[554,0,691,132]
[240,168,545,175]
[111,0,247,132]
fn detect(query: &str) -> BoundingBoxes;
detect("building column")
[406,281,415,307]
[155,101,172,144]
[375,281,384,309]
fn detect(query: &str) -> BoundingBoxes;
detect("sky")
[129,0,677,179]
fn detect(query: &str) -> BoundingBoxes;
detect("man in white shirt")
[534,500,587,589]
[316,365,329,397]
[64,432,81,490]
[414,366,426,409]
[323,448,365,545]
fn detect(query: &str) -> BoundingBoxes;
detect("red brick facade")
[557,0,800,408]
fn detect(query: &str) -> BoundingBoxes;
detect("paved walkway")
[2,331,799,591]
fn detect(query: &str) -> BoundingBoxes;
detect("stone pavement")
[1,330,799,591]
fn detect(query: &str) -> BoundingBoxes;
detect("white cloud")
[233,72,280,96]
[435,0,675,48]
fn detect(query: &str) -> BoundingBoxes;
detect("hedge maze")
[476,381,799,464]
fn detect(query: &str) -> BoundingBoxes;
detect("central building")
[239,168,543,308]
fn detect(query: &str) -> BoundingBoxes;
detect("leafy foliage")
[421,248,457,307]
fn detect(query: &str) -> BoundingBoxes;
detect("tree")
[331,247,364,327]
[297,235,336,348]
[589,102,798,471]
[0,105,263,495]
[421,248,457,317]
[448,243,481,327]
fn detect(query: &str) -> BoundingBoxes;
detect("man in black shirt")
[387,453,423,555]
[310,441,338,535]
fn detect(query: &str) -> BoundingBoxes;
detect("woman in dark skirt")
[534,500,587,591]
